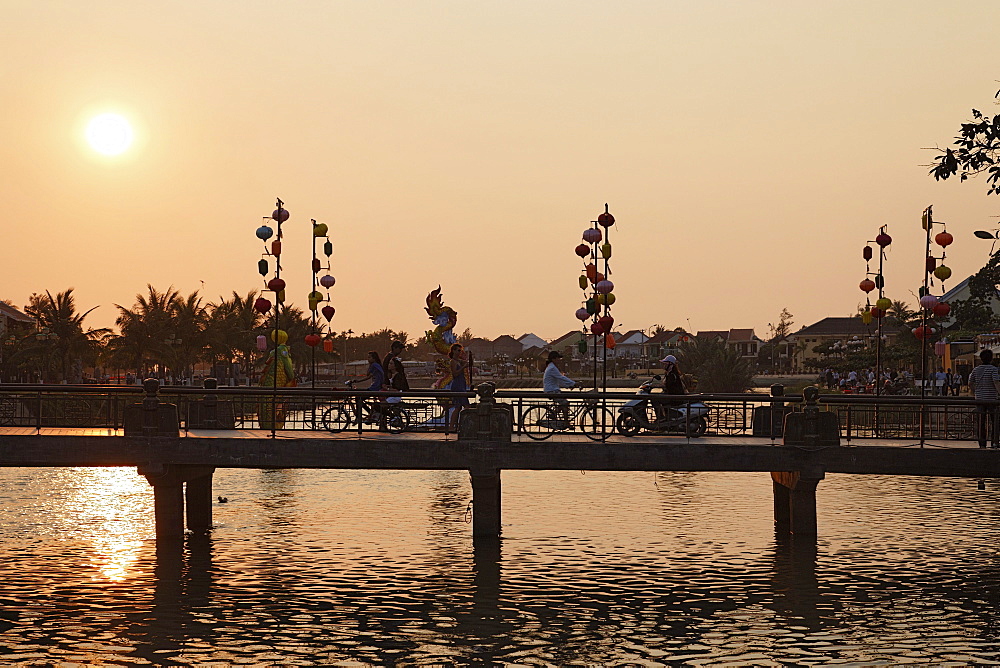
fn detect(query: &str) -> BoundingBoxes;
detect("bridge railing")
[0,383,990,442]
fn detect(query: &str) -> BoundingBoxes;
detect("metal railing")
[0,383,991,444]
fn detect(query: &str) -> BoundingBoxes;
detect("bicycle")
[519,388,615,441]
[321,380,410,434]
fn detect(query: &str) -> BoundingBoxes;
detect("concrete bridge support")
[771,470,824,536]
[460,383,513,540]
[140,464,217,539]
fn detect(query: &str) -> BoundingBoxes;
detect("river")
[1,467,998,665]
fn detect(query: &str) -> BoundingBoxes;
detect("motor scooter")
[616,376,710,437]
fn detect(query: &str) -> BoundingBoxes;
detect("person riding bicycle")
[543,351,575,426]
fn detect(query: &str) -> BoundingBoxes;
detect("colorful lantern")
[256,334,268,351]
[598,315,614,330]
[575,244,590,258]
[312,258,321,273]
[874,274,884,289]
[592,271,605,284]
[308,290,324,303]
[875,297,891,311]
[933,265,952,281]
[934,231,953,247]
[597,212,615,227]
[253,297,271,314]
[577,338,588,354]
[585,264,598,281]
[932,302,951,318]
[596,280,614,294]
[575,308,589,321]
[271,240,282,256]
[590,322,605,335]
[925,256,935,273]
[258,259,268,276]
[323,240,333,256]
[875,232,892,247]
[600,243,612,259]
[267,278,285,292]
[272,208,290,222]
[605,333,617,349]
[934,340,947,356]
[919,294,938,310]
[320,275,336,288]
[912,325,933,340]
[861,309,873,325]
[870,307,884,319]
[256,225,274,241]
[276,289,285,303]
[322,305,336,321]
[305,334,321,347]
[583,228,602,243]
[603,293,616,306]
[585,298,597,315]
[859,279,876,293]
[323,338,334,353]
[579,275,588,290]
[313,222,329,236]
[863,246,873,261]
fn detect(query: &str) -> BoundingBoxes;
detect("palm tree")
[204,291,267,382]
[887,300,918,326]
[24,289,108,382]
[164,291,207,382]
[104,285,180,377]
[677,337,756,393]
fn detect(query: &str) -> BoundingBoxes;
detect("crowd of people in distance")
[822,367,965,396]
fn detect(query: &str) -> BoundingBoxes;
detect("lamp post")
[342,329,353,378]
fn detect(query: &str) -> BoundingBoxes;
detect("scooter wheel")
[686,416,707,438]
[616,413,641,437]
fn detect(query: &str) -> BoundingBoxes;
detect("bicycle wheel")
[616,412,641,437]
[321,404,351,433]
[382,405,410,434]
[520,405,555,440]
[580,405,615,442]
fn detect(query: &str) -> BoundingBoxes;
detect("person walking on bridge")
[969,349,1000,448]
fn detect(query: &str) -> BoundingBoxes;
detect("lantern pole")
[311,220,318,390]
[271,198,286,438]
[875,227,886,397]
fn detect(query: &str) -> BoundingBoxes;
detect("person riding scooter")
[654,355,686,421]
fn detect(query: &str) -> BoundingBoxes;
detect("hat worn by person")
[660,355,677,364]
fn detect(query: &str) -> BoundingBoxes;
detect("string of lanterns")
[306,219,336,356]
[859,228,892,324]
[914,208,953,343]
[254,201,289,353]
[574,205,616,384]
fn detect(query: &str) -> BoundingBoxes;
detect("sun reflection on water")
[61,467,153,582]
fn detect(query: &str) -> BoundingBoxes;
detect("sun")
[85,113,133,156]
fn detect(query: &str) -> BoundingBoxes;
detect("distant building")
[646,330,692,360]
[788,317,902,370]
[938,275,1000,328]
[696,328,761,359]
[517,333,548,350]
[0,302,34,339]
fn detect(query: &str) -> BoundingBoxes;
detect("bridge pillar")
[151,481,185,540]
[461,383,512,539]
[185,471,215,533]
[140,464,216,539]
[772,479,791,533]
[771,469,824,536]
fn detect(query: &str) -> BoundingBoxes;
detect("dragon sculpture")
[258,329,296,428]
[424,286,465,390]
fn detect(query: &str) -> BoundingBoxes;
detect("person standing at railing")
[543,351,575,426]
[382,341,409,392]
[448,344,470,430]
[969,349,1000,448]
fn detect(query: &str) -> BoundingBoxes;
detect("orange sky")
[4,1,1000,342]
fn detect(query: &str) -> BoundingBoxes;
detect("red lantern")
[598,315,614,330]
[604,333,617,349]
[591,271,605,284]
[585,264,598,281]
[859,279,876,293]
[322,305,335,322]
[267,277,285,292]
[323,339,334,353]
[575,244,590,258]
[271,240,281,256]
[590,322,604,335]
[870,307,884,319]
[875,233,892,247]
[305,334,321,347]
[912,326,933,340]
[253,297,272,314]
[312,258,321,273]
[925,256,936,273]
[935,231,953,247]
[863,246,873,261]
[932,302,951,318]
[597,212,615,227]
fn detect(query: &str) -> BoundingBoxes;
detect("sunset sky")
[4,1,1000,343]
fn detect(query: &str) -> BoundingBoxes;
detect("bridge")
[1,381,997,542]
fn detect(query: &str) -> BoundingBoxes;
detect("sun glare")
[85,113,133,156]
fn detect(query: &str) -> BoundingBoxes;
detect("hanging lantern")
[875,297,892,311]
[305,334,321,347]
[861,309,873,325]
[585,264,598,281]
[575,244,590,258]
[322,305,336,321]
[312,258,321,273]
[875,232,892,247]
[859,279,876,293]
[919,294,938,310]
[575,308,589,321]
[583,228,602,244]
[605,333,617,349]
[912,325,933,340]
[934,231,953,247]
[323,338,334,353]
[596,280,614,294]
[585,298,597,315]
[253,297,271,314]
[267,277,286,292]
[600,243,612,259]
[313,222,329,237]
[271,240,282,256]
[591,271,605,285]
[870,307,884,319]
[258,259,268,276]
[256,225,274,241]
[863,246,873,261]
[324,240,333,256]
[595,293,606,306]
[579,275,588,290]
[919,285,929,297]
[921,211,930,230]
[272,208,290,222]
[590,322,605,335]
[308,290,324,303]
[925,256,935,273]
[603,293,616,306]
[934,339,947,356]
[874,274,884,290]
[577,338,588,354]
[598,315,614,330]
[256,334,268,351]
[276,289,285,303]
[932,302,951,318]
[597,211,615,227]
[320,275,336,288]
[933,265,952,281]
